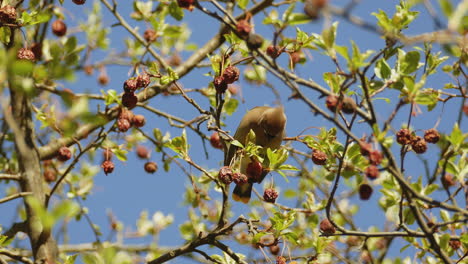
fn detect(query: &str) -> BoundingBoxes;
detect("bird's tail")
[232,183,252,204]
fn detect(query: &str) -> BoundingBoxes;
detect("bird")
[224,106,286,203]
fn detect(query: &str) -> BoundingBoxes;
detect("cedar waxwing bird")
[224,106,286,203]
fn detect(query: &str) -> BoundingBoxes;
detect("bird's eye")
[264,129,275,139]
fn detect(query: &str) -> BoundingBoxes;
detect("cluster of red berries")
[217,166,251,185]
[319,218,336,234]
[357,139,384,200]
[396,128,440,154]
[213,65,240,93]
[304,0,328,20]
[116,108,146,132]
[326,94,357,114]
[234,18,264,50]
[0,5,17,24]
[177,0,195,11]
[122,73,151,108]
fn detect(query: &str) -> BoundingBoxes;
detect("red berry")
[424,128,440,144]
[312,149,327,165]
[365,165,379,180]
[213,76,227,93]
[177,0,195,11]
[246,161,263,183]
[122,92,138,109]
[98,73,109,86]
[218,166,233,184]
[368,150,383,165]
[359,183,373,200]
[17,48,36,61]
[72,0,86,4]
[411,136,427,154]
[143,29,157,43]
[57,147,72,161]
[341,97,356,114]
[136,73,151,88]
[117,118,131,132]
[266,45,282,59]
[101,160,115,175]
[222,65,240,84]
[43,169,56,183]
[232,172,248,185]
[326,94,339,112]
[263,188,278,203]
[132,114,146,128]
[246,33,264,50]
[123,78,138,93]
[119,108,134,121]
[449,239,461,250]
[269,245,280,255]
[52,20,67,37]
[144,161,158,174]
[0,5,17,24]
[441,173,456,188]
[359,140,373,156]
[396,129,412,145]
[236,19,251,37]
[209,132,223,149]
[136,145,150,159]
[84,65,94,75]
[276,256,286,264]
[319,219,336,234]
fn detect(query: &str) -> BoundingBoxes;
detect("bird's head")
[260,107,286,139]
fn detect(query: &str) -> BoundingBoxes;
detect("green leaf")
[375,58,392,79]
[439,0,453,17]
[287,13,312,25]
[322,22,338,52]
[399,50,421,75]
[167,130,189,158]
[224,98,239,116]
[237,0,248,10]
[230,140,244,148]
[169,1,184,21]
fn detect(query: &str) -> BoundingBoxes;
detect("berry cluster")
[325,94,357,114]
[0,5,17,24]
[357,139,384,200]
[117,109,146,132]
[17,48,36,62]
[121,73,151,108]
[396,128,440,154]
[213,65,240,93]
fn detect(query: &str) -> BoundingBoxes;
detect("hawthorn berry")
[359,183,373,200]
[209,132,223,149]
[411,136,427,154]
[232,172,248,185]
[359,140,373,156]
[319,219,336,234]
[424,128,440,144]
[341,97,356,114]
[396,129,412,145]
[117,118,131,132]
[213,76,228,93]
[246,33,264,50]
[52,20,67,37]
[101,160,115,175]
[326,94,339,112]
[269,245,280,255]
[0,5,17,24]
[123,78,138,93]
[246,161,263,183]
[122,92,138,109]
[17,48,35,61]
[133,114,146,128]
[276,256,286,264]
[43,169,56,183]
[365,165,379,180]
[312,149,327,165]
[144,161,158,174]
[266,45,282,59]
[263,188,278,203]
[143,29,157,43]
[236,19,251,37]
[222,65,240,84]
[177,0,195,11]
[136,73,151,88]
[449,239,461,250]
[441,173,456,188]
[218,166,233,184]
[136,145,150,159]
[98,73,109,86]
[368,150,383,165]
[57,146,72,161]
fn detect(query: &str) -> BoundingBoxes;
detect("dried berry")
[424,128,440,144]
[144,161,158,174]
[319,219,336,234]
[57,146,72,161]
[441,173,456,188]
[101,160,115,175]
[232,172,248,185]
[411,136,427,154]
[368,150,383,165]
[168,53,182,67]
[269,245,280,255]
[43,169,56,183]
[312,149,327,165]
[365,165,379,180]
[218,166,233,184]
[0,5,17,24]
[396,129,412,145]
[30,43,43,61]
[144,29,157,43]
[72,0,86,4]
[326,94,339,112]
[136,73,151,88]
[276,256,286,264]
[263,188,278,203]
[236,19,251,37]
[222,65,240,84]
[289,51,303,65]
[122,92,138,109]
[210,132,223,149]
[17,48,36,61]
[136,145,150,159]
[52,20,67,37]
[84,65,94,75]
[341,97,356,114]
[449,239,461,250]
[117,118,131,132]
[266,45,282,59]
[133,114,146,128]
[98,73,109,86]
[246,161,263,183]
[246,33,264,50]
[359,140,373,156]
[123,78,138,93]
[213,76,228,93]
[119,108,134,121]
[359,183,373,200]
[177,0,195,11]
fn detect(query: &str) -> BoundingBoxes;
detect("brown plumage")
[224,106,286,203]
